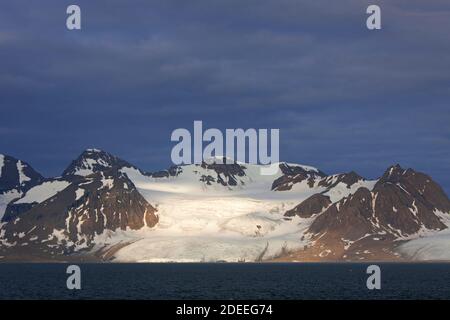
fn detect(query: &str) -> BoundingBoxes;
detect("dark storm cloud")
[0,1,449,192]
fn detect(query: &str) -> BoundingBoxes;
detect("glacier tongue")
[398,210,450,261]
[112,165,325,262]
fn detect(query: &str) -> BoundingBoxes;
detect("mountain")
[62,149,136,177]
[1,149,449,262]
[1,169,157,259]
[0,154,44,221]
[0,154,43,193]
[280,165,450,261]
[284,171,376,218]
[0,150,158,261]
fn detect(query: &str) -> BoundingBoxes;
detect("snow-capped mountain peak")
[62,148,135,177]
[0,154,43,193]
[1,150,449,263]
[0,154,44,221]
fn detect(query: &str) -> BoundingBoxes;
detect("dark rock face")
[149,159,248,187]
[0,154,43,193]
[371,165,450,236]
[1,169,158,253]
[272,163,326,191]
[197,161,247,186]
[318,171,364,189]
[309,187,376,240]
[62,149,135,177]
[150,165,182,178]
[3,202,36,222]
[285,194,331,218]
[283,171,367,219]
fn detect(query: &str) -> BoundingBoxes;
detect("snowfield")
[0,189,21,221]
[101,164,374,262]
[399,231,450,261]
[15,180,70,204]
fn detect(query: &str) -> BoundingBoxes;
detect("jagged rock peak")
[62,148,135,177]
[378,164,410,183]
[318,171,365,189]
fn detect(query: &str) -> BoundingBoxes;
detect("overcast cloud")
[0,0,449,192]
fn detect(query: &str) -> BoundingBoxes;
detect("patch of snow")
[52,229,67,242]
[26,226,37,236]
[0,189,22,221]
[410,200,419,219]
[15,180,70,204]
[101,177,114,189]
[74,168,94,176]
[370,192,382,229]
[323,179,377,203]
[16,160,31,185]
[75,188,85,201]
[396,183,410,195]
[282,162,320,173]
[435,209,450,227]
[319,249,331,257]
[0,154,4,176]
[341,233,372,250]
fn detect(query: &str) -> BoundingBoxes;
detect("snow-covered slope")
[15,180,70,204]
[109,163,377,262]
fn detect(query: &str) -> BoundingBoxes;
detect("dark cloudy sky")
[0,1,449,193]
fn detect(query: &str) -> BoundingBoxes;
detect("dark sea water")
[0,263,449,300]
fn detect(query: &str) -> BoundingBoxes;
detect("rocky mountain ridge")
[0,149,449,262]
